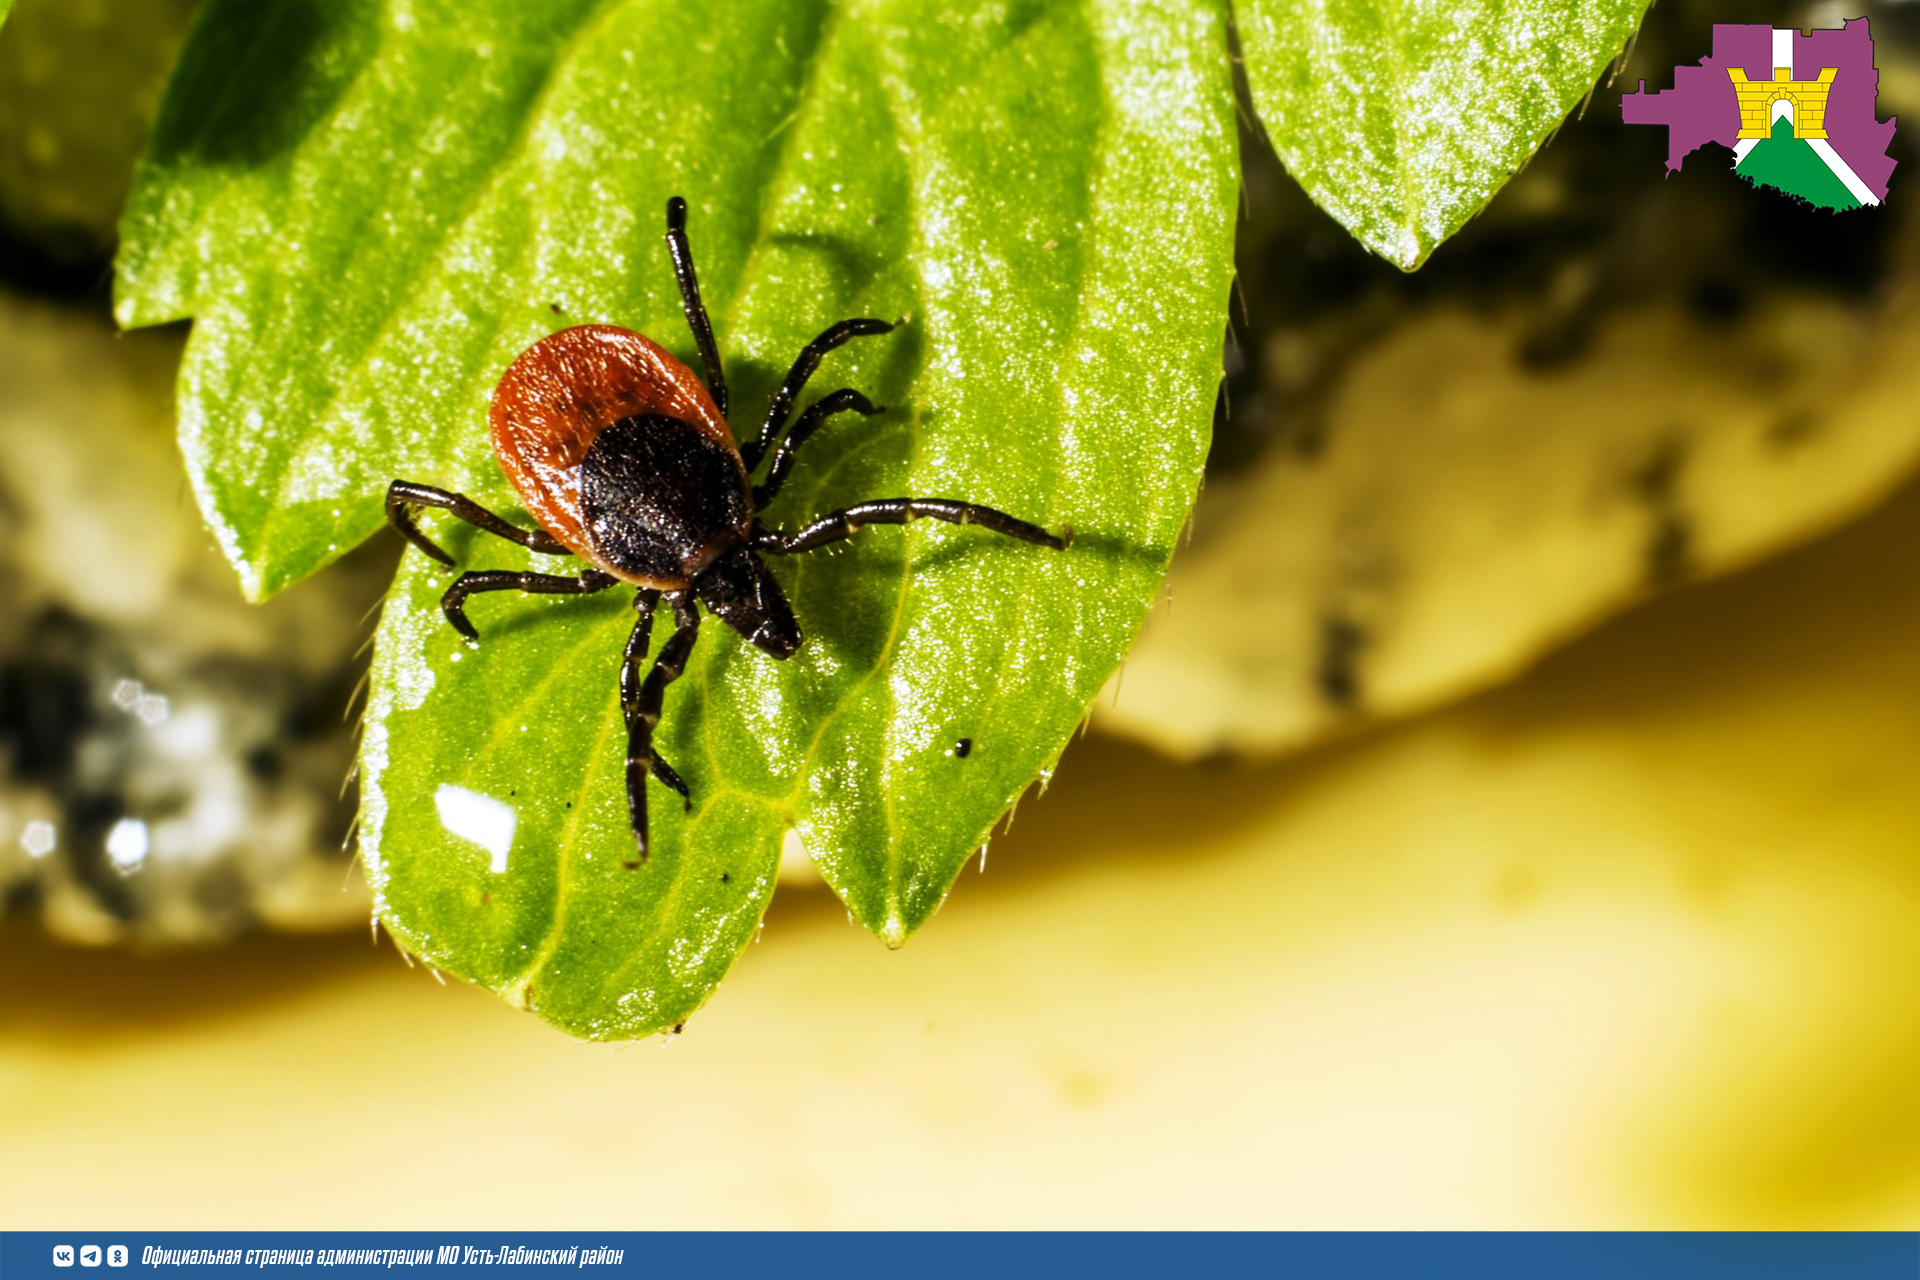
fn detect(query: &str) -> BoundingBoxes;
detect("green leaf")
[117,0,1236,1037]
[1234,0,1649,269]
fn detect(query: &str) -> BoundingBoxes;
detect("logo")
[1623,20,1896,210]
[109,1246,129,1268]
[53,1246,75,1268]
[81,1246,102,1268]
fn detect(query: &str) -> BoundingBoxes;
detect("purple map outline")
[1622,20,1897,202]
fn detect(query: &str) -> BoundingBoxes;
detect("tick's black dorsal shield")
[694,542,802,659]
[579,413,749,585]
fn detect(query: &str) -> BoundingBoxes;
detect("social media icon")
[53,1246,75,1267]
[108,1247,129,1268]
[81,1246,102,1267]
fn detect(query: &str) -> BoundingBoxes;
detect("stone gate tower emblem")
[1728,65,1836,139]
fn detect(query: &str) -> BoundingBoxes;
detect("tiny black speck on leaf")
[953,737,973,758]
[720,872,731,884]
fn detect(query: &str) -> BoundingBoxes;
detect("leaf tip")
[108,250,185,331]
[880,910,910,951]
[233,552,273,603]
[1375,225,1432,273]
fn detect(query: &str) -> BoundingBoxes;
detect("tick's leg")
[756,499,1071,556]
[440,569,616,642]
[618,589,660,720]
[743,319,895,472]
[619,589,691,806]
[648,756,691,806]
[752,389,886,507]
[623,591,700,867]
[387,481,568,567]
[665,197,728,419]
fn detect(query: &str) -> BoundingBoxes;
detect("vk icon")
[109,1246,129,1267]
[53,1246,75,1267]
[81,1246,103,1267]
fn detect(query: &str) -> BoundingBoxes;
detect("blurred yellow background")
[7,474,1918,1229]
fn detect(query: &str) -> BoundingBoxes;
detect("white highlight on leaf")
[434,784,517,874]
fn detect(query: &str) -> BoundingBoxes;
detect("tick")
[387,197,1069,866]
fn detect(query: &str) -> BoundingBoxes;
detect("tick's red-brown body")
[385,196,1067,866]
[489,325,745,589]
